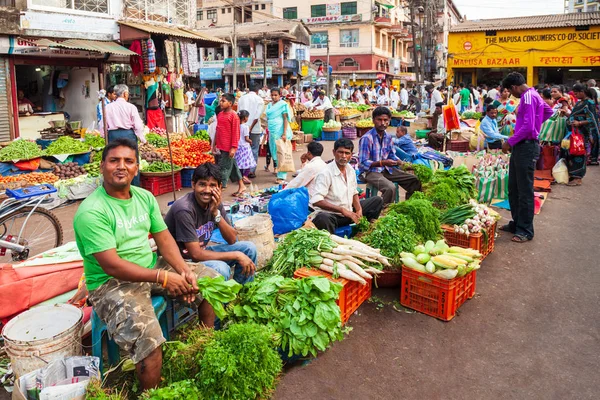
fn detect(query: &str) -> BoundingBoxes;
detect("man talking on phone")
[164,163,256,284]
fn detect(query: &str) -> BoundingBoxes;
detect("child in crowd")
[215,93,246,196]
[235,110,257,185]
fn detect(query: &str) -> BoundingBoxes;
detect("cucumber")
[424,240,435,253]
[401,257,426,272]
[416,253,431,264]
[425,261,436,274]
[413,245,426,255]
[400,252,417,259]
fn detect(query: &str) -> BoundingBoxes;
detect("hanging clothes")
[145,81,160,110]
[164,40,176,73]
[187,43,199,76]
[147,39,156,73]
[175,42,181,73]
[141,40,149,74]
[129,40,143,75]
[180,43,190,76]
[173,83,185,111]
[146,109,166,130]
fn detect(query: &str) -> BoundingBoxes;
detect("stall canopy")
[15,37,136,56]
[205,20,311,45]
[119,20,228,46]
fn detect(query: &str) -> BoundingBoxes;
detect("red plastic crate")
[442,221,497,260]
[448,140,470,152]
[400,266,477,321]
[140,172,182,196]
[293,267,371,325]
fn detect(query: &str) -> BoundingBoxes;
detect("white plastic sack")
[552,158,569,184]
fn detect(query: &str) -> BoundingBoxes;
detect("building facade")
[566,0,600,13]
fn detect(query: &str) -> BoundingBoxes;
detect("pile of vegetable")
[141,161,182,173]
[171,139,211,166]
[461,111,482,120]
[322,120,342,130]
[0,140,44,162]
[265,228,387,283]
[228,275,345,357]
[441,200,500,235]
[418,166,478,211]
[196,275,242,319]
[356,118,374,128]
[388,198,441,243]
[52,162,86,180]
[82,161,100,177]
[360,213,417,268]
[302,109,324,119]
[45,136,90,156]
[392,110,416,119]
[146,133,168,148]
[342,121,356,128]
[339,108,361,118]
[403,163,433,184]
[191,129,210,141]
[400,239,482,280]
[17,172,59,184]
[155,147,215,167]
[294,102,307,112]
[290,121,300,131]
[83,134,106,149]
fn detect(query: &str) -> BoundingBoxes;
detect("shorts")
[88,257,220,364]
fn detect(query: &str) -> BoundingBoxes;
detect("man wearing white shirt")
[285,142,326,198]
[426,84,444,115]
[340,84,350,100]
[238,82,265,178]
[390,86,400,110]
[487,84,499,101]
[311,138,383,233]
[310,91,335,122]
[400,83,409,110]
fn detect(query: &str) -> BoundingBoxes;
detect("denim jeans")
[250,133,261,174]
[202,241,257,285]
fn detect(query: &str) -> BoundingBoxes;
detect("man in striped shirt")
[501,72,553,243]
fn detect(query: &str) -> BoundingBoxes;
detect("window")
[283,7,297,19]
[228,7,231,13]
[261,4,265,9]
[124,0,191,25]
[311,4,326,17]
[589,5,598,11]
[340,58,358,67]
[33,0,109,14]
[207,8,217,20]
[313,59,324,66]
[255,4,259,10]
[222,7,225,14]
[197,10,203,20]
[341,1,357,15]
[340,29,359,47]
[311,32,328,49]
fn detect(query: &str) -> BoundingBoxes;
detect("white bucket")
[2,304,83,378]
[235,214,275,270]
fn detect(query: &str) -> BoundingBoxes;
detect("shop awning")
[17,37,136,56]
[119,21,227,45]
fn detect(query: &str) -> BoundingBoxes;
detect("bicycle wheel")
[0,206,63,263]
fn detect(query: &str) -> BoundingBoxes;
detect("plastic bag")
[268,187,309,235]
[552,158,569,184]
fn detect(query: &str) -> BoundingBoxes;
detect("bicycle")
[0,184,63,263]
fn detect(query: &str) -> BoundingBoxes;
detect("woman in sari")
[494,87,520,137]
[566,84,600,185]
[266,87,293,183]
[550,85,571,116]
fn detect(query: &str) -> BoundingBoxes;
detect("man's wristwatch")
[214,209,222,224]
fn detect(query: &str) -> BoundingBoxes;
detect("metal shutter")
[0,57,10,142]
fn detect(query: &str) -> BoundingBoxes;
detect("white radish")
[338,259,372,280]
[318,264,367,285]
[330,235,381,253]
[365,267,384,275]
[320,252,347,261]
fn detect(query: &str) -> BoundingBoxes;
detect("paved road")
[274,168,600,399]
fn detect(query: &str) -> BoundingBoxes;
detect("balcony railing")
[0,0,16,6]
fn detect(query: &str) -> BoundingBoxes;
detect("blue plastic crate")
[194,123,209,134]
[390,118,402,127]
[320,130,342,141]
[334,224,356,239]
[166,299,197,333]
[181,168,195,188]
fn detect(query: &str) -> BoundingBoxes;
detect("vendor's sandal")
[499,224,515,233]
[264,166,270,172]
[242,177,252,184]
[512,234,531,243]
[566,179,582,186]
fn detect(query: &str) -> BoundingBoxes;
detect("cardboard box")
[304,134,314,143]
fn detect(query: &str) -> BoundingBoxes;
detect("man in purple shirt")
[501,72,553,243]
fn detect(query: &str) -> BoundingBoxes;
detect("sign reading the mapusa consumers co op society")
[303,15,361,24]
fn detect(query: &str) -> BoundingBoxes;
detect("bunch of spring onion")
[441,199,499,236]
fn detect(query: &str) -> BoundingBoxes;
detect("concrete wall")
[63,68,99,130]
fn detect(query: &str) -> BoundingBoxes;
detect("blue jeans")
[250,133,261,174]
[202,241,257,285]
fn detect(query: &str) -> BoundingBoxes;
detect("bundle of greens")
[142,161,182,173]
[161,326,215,384]
[410,164,433,184]
[142,380,202,400]
[196,276,242,319]
[45,136,90,155]
[265,229,337,277]
[83,134,106,149]
[0,140,44,162]
[418,166,477,211]
[198,323,282,400]
[360,213,417,268]
[228,275,344,358]
[86,379,127,400]
[387,198,441,243]
[146,133,168,148]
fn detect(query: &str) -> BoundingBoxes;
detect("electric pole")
[232,20,237,92]
[262,36,267,87]
[326,37,330,95]
[409,0,420,83]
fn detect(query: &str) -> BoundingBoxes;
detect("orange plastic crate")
[293,267,371,325]
[442,221,497,260]
[400,266,477,321]
[140,173,182,196]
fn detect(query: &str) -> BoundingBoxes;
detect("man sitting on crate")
[310,138,384,234]
[164,162,256,285]
[359,107,422,205]
[73,138,219,390]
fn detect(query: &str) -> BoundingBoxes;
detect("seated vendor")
[73,138,219,390]
[311,138,383,234]
[164,162,256,284]
[480,105,508,150]
[359,107,422,205]
[428,102,446,150]
[393,125,418,161]
[17,90,35,114]
[285,142,327,198]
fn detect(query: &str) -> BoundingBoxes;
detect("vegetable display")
[461,111,482,120]
[17,172,59,184]
[141,161,182,173]
[0,140,44,162]
[392,110,416,119]
[420,166,478,211]
[322,120,342,130]
[360,213,417,268]
[155,146,215,167]
[191,129,210,141]
[83,134,106,149]
[401,239,482,280]
[45,136,90,155]
[146,133,168,148]
[161,327,214,385]
[229,275,345,357]
[290,121,300,131]
[356,118,374,128]
[441,200,500,235]
[302,109,324,119]
[404,163,433,184]
[388,198,441,243]
[53,162,86,180]
[142,380,201,400]
[196,275,242,319]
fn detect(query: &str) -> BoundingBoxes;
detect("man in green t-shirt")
[459,82,471,113]
[73,138,219,390]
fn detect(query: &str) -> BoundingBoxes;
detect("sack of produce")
[268,187,309,235]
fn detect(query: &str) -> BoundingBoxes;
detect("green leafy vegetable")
[191,130,210,141]
[141,380,202,400]
[142,161,182,173]
[406,164,433,184]
[360,213,417,268]
[86,379,127,400]
[146,133,168,148]
[0,140,44,162]
[161,326,214,385]
[356,216,370,233]
[45,136,90,155]
[83,134,106,149]
[196,275,242,319]
[388,198,441,242]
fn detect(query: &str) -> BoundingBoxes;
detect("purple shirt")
[508,88,553,146]
[101,98,146,143]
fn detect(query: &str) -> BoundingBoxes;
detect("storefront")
[0,36,135,140]
[447,13,600,87]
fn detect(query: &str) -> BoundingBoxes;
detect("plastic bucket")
[2,304,83,378]
[235,214,275,270]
